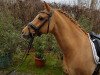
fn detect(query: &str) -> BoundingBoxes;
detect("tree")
[77,0,83,7]
[90,0,98,9]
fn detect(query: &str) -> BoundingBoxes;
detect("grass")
[14,52,64,75]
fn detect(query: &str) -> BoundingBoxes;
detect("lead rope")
[6,38,34,75]
[6,37,34,75]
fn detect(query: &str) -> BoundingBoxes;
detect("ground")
[4,52,64,75]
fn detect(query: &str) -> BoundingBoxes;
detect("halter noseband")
[27,11,53,37]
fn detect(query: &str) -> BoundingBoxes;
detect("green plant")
[0,9,27,68]
[0,50,13,69]
[33,35,47,61]
[46,34,61,53]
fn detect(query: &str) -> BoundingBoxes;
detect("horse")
[22,2,97,75]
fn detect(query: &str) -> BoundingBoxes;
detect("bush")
[0,9,27,68]
[33,34,61,53]
[8,0,43,24]
[78,16,92,32]
[0,50,13,69]
[33,35,47,51]
[46,34,61,53]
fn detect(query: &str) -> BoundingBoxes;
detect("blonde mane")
[57,9,88,35]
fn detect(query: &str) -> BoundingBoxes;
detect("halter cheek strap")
[27,11,53,36]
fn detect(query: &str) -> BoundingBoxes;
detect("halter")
[27,11,53,37]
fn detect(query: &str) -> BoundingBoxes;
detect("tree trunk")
[90,0,97,9]
[77,0,82,7]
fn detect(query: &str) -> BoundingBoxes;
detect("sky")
[42,0,77,5]
[42,0,100,9]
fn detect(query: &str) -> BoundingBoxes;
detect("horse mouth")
[22,34,30,39]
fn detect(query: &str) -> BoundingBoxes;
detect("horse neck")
[52,10,89,58]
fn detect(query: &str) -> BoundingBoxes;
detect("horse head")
[22,2,55,39]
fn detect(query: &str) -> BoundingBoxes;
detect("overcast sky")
[42,0,77,5]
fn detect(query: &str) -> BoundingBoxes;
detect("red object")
[35,57,45,68]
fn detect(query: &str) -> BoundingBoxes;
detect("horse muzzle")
[21,34,30,39]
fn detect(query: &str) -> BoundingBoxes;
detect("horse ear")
[43,1,51,12]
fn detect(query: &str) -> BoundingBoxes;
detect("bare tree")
[90,0,98,9]
[77,0,83,7]
[77,0,91,8]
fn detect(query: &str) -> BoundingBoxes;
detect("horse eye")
[38,16,45,21]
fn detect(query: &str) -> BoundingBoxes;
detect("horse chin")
[22,35,30,39]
